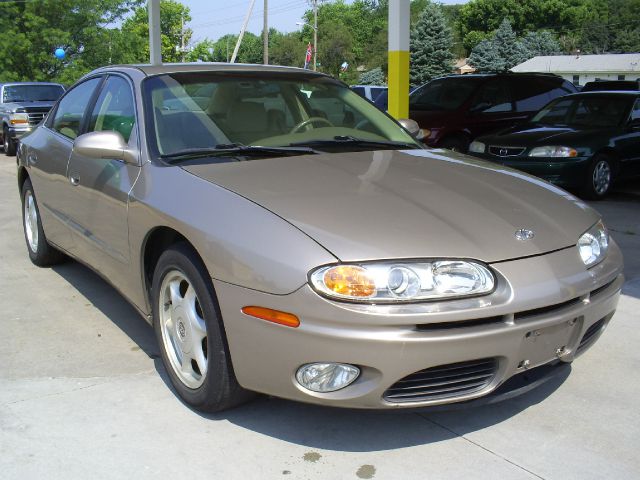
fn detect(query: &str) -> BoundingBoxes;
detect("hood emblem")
[515,229,535,241]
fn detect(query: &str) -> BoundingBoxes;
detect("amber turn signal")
[241,306,300,328]
[323,265,376,297]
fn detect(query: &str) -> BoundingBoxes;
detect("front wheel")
[583,155,613,200]
[21,178,65,266]
[152,243,252,412]
[3,126,16,156]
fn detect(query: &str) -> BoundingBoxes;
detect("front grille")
[590,278,617,298]
[383,358,497,403]
[514,297,582,321]
[27,112,46,126]
[489,145,526,157]
[415,316,504,331]
[577,318,605,352]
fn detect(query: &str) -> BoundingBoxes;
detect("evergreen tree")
[469,39,506,73]
[492,18,528,69]
[359,67,386,85]
[410,2,455,86]
[521,31,561,57]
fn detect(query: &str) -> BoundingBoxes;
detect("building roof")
[512,54,640,73]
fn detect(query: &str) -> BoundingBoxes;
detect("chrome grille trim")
[488,145,526,157]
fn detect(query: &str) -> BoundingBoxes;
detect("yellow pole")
[388,0,410,119]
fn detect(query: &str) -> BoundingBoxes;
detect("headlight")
[468,140,485,154]
[578,220,609,268]
[309,261,495,303]
[9,112,29,125]
[529,146,577,157]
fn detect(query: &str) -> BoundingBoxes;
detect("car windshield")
[2,84,64,102]
[409,77,483,111]
[531,95,632,128]
[143,72,419,158]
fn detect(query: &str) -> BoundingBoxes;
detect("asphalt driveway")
[1,159,638,480]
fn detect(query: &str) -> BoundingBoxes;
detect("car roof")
[93,62,333,78]
[564,90,640,98]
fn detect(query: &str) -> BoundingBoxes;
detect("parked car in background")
[0,82,65,155]
[409,73,577,152]
[17,64,622,412]
[467,91,640,199]
[350,84,387,103]
[581,80,640,92]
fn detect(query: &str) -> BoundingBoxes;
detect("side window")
[88,76,136,143]
[51,78,102,139]
[512,78,560,112]
[631,99,640,121]
[470,79,513,113]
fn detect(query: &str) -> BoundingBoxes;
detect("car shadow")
[52,257,571,452]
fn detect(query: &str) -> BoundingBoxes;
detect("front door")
[65,75,139,282]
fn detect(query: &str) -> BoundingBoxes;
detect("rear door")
[64,74,140,280]
[28,77,103,253]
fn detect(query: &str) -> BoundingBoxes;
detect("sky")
[181,0,467,43]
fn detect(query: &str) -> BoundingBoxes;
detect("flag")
[304,42,313,69]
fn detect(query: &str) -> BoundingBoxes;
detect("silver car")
[16,64,623,411]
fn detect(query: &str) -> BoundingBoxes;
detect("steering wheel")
[289,116,334,134]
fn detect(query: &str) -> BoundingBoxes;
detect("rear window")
[2,84,64,103]
[510,77,573,112]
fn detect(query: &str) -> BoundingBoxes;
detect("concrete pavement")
[1,159,639,479]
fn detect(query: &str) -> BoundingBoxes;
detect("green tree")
[359,67,386,85]
[270,32,307,67]
[410,2,454,86]
[468,38,505,72]
[0,0,141,84]
[521,30,561,57]
[121,0,192,64]
[493,18,528,68]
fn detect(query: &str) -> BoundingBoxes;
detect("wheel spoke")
[184,285,207,339]
[168,279,183,307]
[193,343,208,377]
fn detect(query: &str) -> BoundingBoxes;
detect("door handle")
[69,175,80,186]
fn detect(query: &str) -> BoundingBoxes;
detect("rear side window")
[469,79,512,113]
[410,78,480,111]
[88,76,136,143]
[511,77,574,112]
[50,78,102,139]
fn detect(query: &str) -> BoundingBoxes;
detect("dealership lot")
[1,159,638,479]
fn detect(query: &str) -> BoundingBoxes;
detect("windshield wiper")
[160,144,320,164]
[290,136,419,151]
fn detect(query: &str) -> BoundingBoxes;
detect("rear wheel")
[3,126,16,156]
[21,178,65,266]
[583,155,613,200]
[152,243,252,412]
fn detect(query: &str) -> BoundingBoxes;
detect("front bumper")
[7,125,33,140]
[215,242,623,409]
[472,154,591,188]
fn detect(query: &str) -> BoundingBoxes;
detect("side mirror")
[73,131,137,164]
[398,118,426,141]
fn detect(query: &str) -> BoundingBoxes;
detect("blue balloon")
[54,48,65,60]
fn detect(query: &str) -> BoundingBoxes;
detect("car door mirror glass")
[73,130,128,161]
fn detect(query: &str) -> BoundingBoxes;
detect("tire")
[21,178,66,266]
[152,242,253,412]
[3,126,16,156]
[583,155,613,200]
[439,135,469,153]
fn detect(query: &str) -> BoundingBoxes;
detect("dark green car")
[467,91,640,199]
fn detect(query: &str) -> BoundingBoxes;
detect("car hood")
[183,149,599,263]
[482,125,608,146]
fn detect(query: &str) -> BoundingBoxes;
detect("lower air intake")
[383,358,498,403]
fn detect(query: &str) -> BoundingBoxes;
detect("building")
[511,53,640,86]
[454,58,475,75]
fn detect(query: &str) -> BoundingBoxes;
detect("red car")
[410,73,577,152]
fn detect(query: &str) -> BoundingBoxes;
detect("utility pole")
[180,13,185,62]
[263,0,268,64]
[232,0,257,63]
[148,0,161,65]
[313,0,317,71]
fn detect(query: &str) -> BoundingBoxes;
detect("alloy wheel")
[592,160,611,196]
[159,270,208,389]
[24,191,39,253]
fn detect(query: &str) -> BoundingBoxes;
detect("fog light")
[296,363,360,393]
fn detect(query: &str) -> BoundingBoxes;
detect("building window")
[572,75,580,86]
[618,75,626,80]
